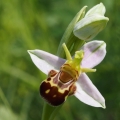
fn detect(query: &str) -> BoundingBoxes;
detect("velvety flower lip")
[28,40,106,108]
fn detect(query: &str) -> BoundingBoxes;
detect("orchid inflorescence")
[28,2,109,120]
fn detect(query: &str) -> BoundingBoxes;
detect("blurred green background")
[0,0,120,120]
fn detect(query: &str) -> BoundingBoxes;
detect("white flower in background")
[73,3,109,41]
[28,40,106,108]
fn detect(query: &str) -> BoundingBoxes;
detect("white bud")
[73,3,109,41]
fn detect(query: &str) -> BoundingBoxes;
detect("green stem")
[57,6,87,57]
[49,104,63,120]
[41,103,62,120]
[41,103,54,120]
[57,33,85,58]
[70,37,85,56]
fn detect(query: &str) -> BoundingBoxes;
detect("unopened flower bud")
[73,3,109,41]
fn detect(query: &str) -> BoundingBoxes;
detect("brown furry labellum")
[39,64,78,106]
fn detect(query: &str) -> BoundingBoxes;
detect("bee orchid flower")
[28,40,106,108]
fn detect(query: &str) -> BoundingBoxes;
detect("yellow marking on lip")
[44,72,74,94]
[45,89,50,94]
[45,80,71,94]
[53,95,57,97]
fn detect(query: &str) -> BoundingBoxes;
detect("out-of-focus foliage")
[0,0,120,120]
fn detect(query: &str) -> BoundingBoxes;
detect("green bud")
[73,3,109,41]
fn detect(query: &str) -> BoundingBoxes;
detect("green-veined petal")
[81,40,106,68]
[75,73,105,108]
[28,50,65,74]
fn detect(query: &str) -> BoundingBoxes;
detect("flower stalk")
[42,103,63,120]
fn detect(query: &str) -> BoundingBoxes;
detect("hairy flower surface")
[28,40,106,108]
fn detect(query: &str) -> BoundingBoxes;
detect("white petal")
[85,3,106,16]
[74,73,105,108]
[28,50,65,74]
[81,40,106,68]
